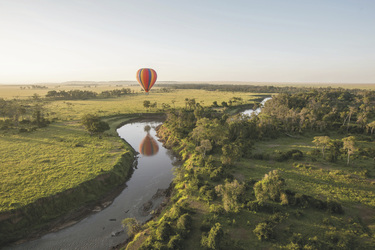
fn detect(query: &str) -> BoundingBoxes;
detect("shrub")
[209,204,225,215]
[327,201,344,214]
[155,221,173,242]
[201,223,223,249]
[167,234,182,249]
[176,213,192,231]
[199,185,216,202]
[253,222,274,241]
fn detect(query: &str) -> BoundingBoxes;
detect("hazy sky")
[1,0,374,84]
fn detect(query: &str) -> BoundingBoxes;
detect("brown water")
[7,120,178,250]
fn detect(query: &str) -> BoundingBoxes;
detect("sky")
[0,0,374,84]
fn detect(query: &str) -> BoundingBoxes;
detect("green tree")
[342,136,356,165]
[312,136,331,158]
[81,114,110,135]
[143,100,151,110]
[215,179,244,213]
[254,170,285,204]
[221,142,242,166]
[366,121,375,135]
[155,221,173,242]
[196,139,212,158]
[201,223,223,249]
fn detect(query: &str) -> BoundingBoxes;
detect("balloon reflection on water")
[139,126,159,156]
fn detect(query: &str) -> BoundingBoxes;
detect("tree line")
[45,88,134,100]
[162,83,369,94]
[0,98,49,131]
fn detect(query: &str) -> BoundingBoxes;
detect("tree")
[143,100,151,111]
[215,179,245,213]
[81,114,110,135]
[342,136,356,165]
[221,142,242,166]
[366,121,375,135]
[254,170,285,204]
[312,136,331,158]
[155,221,173,242]
[201,223,223,249]
[196,139,212,158]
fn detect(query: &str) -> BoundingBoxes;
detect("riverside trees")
[127,87,375,249]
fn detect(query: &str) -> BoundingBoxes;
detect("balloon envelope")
[139,134,159,156]
[136,68,157,93]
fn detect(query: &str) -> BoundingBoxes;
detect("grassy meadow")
[44,89,262,120]
[0,121,128,212]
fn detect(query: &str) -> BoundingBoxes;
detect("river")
[242,97,272,116]
[8,120,178,250]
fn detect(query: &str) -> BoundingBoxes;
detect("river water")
[242,97,272,116]
[8,121,177,250]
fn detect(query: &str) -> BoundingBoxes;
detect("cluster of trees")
[81,114,110,135]
[148,88,375,249]
[45,88,133,100]
[124,202,194,249]
[20,85,48,89]
[0,98,49,131]
[261,89,375,134]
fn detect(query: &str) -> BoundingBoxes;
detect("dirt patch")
[354,204,375,229]
[228,227,249,241]
[233,173,245,182]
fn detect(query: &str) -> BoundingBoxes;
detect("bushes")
[215,179,245,213]
[253,213,287,241]
[274,149,303,162]
[156,221,173,242]
[253,222,274,241]
[284,190,343,214]
[201,223,223,249]
[176,213,192,231]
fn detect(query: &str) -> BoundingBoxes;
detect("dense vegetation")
[124,88,375,249]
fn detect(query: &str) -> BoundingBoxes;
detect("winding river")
[9,120,178,250]
[8,97,271,250]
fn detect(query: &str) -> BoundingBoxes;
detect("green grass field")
[0,121,128,212]
[44,89,262,120]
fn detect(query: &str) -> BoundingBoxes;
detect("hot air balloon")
[136,68,157,94]
[139,133,159,156]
